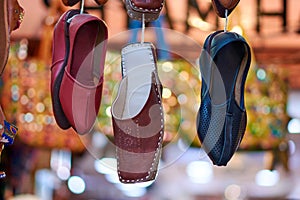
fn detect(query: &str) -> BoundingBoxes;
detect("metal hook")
[80,0,85,14]
[141,14,145,44]
[224,9,228,32]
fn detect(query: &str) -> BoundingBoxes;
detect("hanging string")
[224,9,228,32]
[80,0,85,14]
[141,14,145,43]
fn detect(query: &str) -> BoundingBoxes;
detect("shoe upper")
[197,31,251,166]
[112,42,164,183]
[129,0,164,10]
[112,73,164,183]
[125,0,165,22]
[50,10,80,130]
[59,14,107,134]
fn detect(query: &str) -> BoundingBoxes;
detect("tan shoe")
[211,0,240,18]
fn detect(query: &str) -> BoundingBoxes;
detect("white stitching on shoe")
[130,0,164,12]
[118,86,163,184]
[117,50,164,184]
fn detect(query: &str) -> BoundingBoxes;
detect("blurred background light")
[91,132,108,149]
[186,161,213,184]
[94,157,117,175]
[56,166,70,181]
[288,118,300,134]
[255,170,280,187]
[67,176,86,194]
[224,184,242,200]
[116,183,147,198]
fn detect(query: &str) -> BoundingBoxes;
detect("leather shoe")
[59,13,108,134]
[197,30,251,166]
[62,0,81,6]
[94,0,108,5]
[125,0,165,22]
[211,0,240,18]
[51,10,80,130]
[112,43,164,183]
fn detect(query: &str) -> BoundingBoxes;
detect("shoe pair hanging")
[197,1,251,166]
[50,9,108,134]
[111,0,165,183]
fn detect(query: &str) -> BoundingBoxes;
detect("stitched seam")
[117,51,164,183]
[118,82,164,183]
[130,0,164,12]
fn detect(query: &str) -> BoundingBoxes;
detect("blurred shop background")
[2,0,300,199]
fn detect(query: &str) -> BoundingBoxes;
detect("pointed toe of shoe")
[197,96,247,166]
[211,0,240,18]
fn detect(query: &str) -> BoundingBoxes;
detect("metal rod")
[141,14,145,43]
[224,9,228,32]
[80,0,85,14]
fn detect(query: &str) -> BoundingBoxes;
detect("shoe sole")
[51,10,80,129]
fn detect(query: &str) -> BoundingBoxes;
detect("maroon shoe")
[94,0,108,5]
[59,14,108,134]
[125,0,165,22]
[62,0,81,7]
[211,0,240,18]
[112,43,164,183]
[51,10,80,130]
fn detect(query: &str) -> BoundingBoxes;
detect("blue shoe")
[197,30,251,166]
